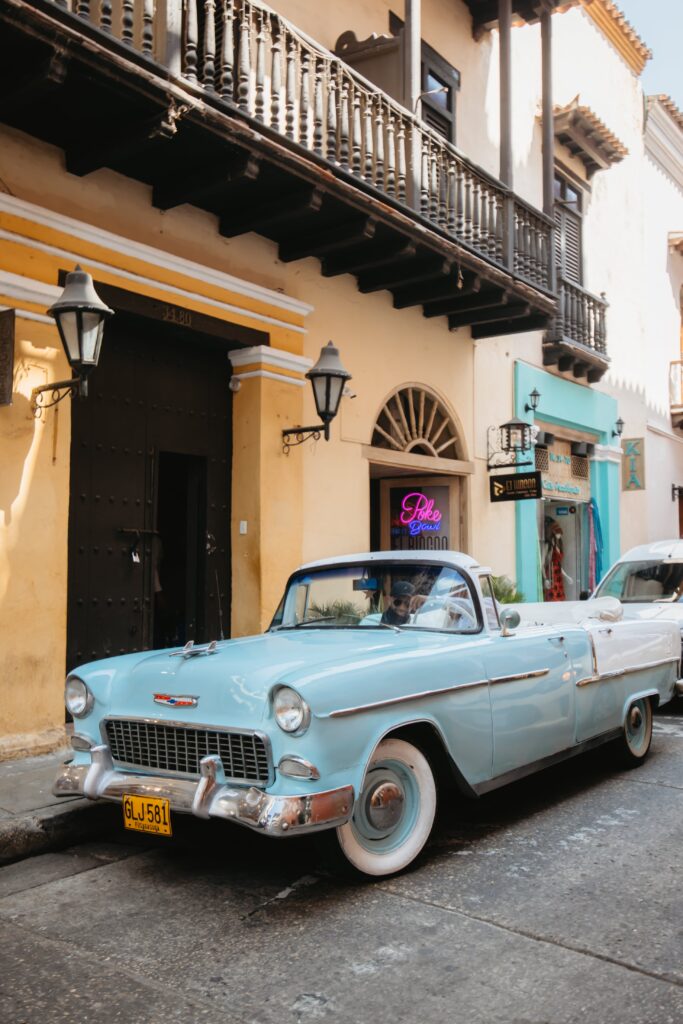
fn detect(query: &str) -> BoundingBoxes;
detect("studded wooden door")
[67,313,231,670]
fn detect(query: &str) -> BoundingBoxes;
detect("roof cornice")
[645,97,683,192]
[580,0,651,76]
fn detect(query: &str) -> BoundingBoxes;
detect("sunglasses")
[392,597,410,608]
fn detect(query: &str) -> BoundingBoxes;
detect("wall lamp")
[31,266,114,417]
[487,417,536,471]
[612,417,625,439]
[282,341,352,453]
[524,388,541,414]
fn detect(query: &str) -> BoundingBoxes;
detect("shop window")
[554,172,583,285]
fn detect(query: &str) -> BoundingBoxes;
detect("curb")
[0,799,120,866]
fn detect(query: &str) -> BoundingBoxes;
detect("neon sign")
[400,492,443,535]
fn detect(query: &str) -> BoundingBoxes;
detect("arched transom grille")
[372,387,460,459]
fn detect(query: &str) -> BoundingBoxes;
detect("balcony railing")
[543,275,608,379]
[46,0,553,294]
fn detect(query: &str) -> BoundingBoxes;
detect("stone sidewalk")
[0,749,115,865]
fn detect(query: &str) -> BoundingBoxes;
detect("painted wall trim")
[0,304,53,325]
[232,369,307,387]
[0,193,313,318]
[591,443,622,464]
[0,226,306,336]
[647,421,683,446]
[229,345,313,373]
[0,269,61,305]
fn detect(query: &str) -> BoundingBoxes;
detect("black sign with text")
[489,470,542,503]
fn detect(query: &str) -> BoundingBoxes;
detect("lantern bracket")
[486,423,537,472]
[282,422,329,453]
[31,376,86,419]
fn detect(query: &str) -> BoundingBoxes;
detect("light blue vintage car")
[54,551,682,877]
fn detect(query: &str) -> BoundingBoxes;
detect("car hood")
[98,629,462,726]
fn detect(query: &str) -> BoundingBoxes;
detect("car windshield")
[270,562,480,633]
[595,559,683,603]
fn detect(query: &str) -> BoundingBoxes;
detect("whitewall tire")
[335,737,437,878]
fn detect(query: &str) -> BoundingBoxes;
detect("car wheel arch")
[362,719,478,801]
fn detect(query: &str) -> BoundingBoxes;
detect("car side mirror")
[579,590,590,601]
[500,608,521,637]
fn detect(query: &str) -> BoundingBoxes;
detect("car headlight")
[273,686,310,735]
[65,676,94,718]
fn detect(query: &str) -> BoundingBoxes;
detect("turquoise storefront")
[514,362,621,602]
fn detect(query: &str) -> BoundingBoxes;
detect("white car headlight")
[273,686,310,734]
[65,677,94,718]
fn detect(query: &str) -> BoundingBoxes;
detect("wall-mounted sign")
[622,438,645,491]
[541,439,591,502]
[389,486,450,549]
[490,471,542,503]
[0,308,15,406]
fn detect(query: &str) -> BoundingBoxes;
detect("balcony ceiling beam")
[0,47,68,117]
[472,313,549,338]
[66,103,183,177]
[322,240,417,278]
[449,301,529,330]
[392,273,481,309]
[424,288,509,319]
[358,258,454,294]
[153,152,262,211]
[219,186,325,238]
[278,217,377,263]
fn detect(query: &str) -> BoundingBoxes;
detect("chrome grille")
[104,718,271,784]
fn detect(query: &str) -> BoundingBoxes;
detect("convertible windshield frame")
[595,558,683,604]
[268,559,485,635]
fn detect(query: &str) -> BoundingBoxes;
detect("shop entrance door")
[66,313,232,670]
[541,501,586,601]
[379,476,461,552]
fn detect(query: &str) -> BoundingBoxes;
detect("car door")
[484,628,575,778]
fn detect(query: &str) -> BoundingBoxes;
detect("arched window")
[371,386,461,459]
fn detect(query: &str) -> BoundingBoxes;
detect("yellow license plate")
[122,794,172,836]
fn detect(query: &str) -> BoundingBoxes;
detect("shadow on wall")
[0,364,39,527]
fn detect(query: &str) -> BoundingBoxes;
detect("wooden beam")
[423,288,507,319]
[153,152,261,210]
[219,186,324,237]
[66,103,184,176]
[498,0,513,186]
[359,258,453,294]
[573,361,589,378]
[393,274,481,309]
[322,240,416,277]
[0,48,67,116]
[471,312,548,339]
[449,301,528,330]
[279,217,376,263]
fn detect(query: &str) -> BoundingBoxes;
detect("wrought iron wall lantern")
[612,417,625,439]
[487,417,537,471]
[282,341,352,453]
[31,266,114,417]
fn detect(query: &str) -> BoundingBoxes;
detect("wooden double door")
[67,313,232,670]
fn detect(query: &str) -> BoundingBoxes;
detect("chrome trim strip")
[489,669,550,686]
[322,679,490,719]
[576,655,679,687]
[100,716,274,787]
[52,746,353,836]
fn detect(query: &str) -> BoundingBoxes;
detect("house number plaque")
[0,308,15,406]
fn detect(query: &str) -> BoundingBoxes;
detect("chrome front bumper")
[53,744,354,837]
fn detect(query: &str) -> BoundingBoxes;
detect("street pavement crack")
[0,847,151,900]
[378,886,683,989]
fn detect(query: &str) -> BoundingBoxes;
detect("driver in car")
[381,581,415,626]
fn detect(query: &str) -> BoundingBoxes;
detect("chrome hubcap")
[630,706,643,730]
[365,781,405,831]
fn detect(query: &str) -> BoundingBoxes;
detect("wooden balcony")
[0,0,556,335]
[543,276,609,382]
[670,361,683,430]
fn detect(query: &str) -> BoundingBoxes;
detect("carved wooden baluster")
[363,96,374,182]
[446,161,456,234]
[254,12,266,120]
[76,2,90,18]
[326,72,337,162]
[339,78,350,169]
[479,185,488,252]
[351,87,362,175]
[374,99,385,190]
[463,171,472,243]
[486,193,495,256]
[430,149,439,220]
[185,0,199,81]
[122,1,134,46]
[313,58,324,156]
[142,0,154,55]
[219,1,235,100]
[396,119,406,202]
[437,158,447,228]
[285,33,297,138]
[299,52,311,146]
[454,163,464,237]
[471,178,480,247]
[237,1,252,113]
[495,194,504,261]
[514,209,522,275]
[524,215,532,278]
[533,223,541,283]
[420,137,430,215]
[270,21,282,127]
[201,1,216,87]
[385,110,396,196]
[100,1,112,32]
[539,230,547,287]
